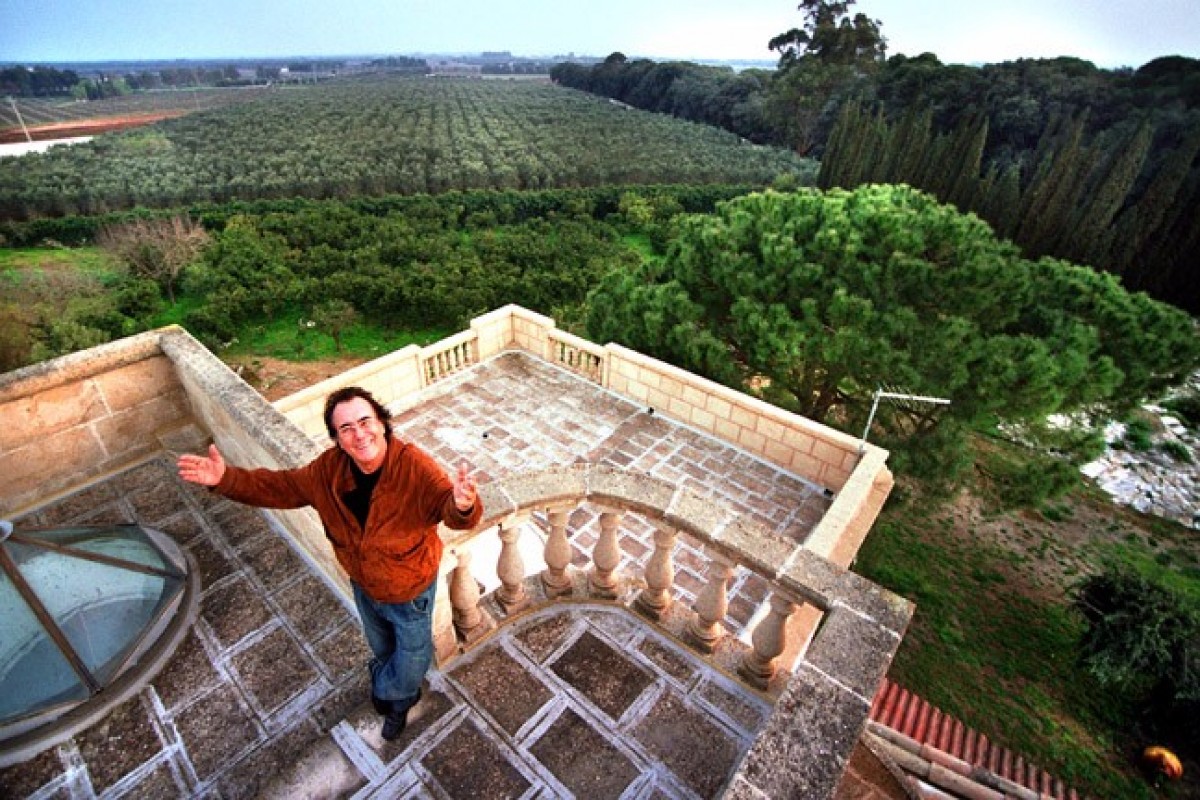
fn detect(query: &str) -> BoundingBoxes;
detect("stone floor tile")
[230,626,320,715]
[0,745,63,798]
[311,619,371,681]
[632,691,743,800]
[76,695,163,794]
[186,535,237,588]
[202,574,273,647]
[639,636,698,686]
[275,572,353,642]
[30,482,116,527]
[420,717,532,800]
[528,706,640,800]
[171,685,260,782]
[549,630,654,723]
[448,646,553,736]
[216,719,359,800]
[512,613,575,663]
[236,529,309,591]
[152,631,221,710]
[697,680,769,735]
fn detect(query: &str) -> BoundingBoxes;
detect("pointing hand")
[452,462,477,512]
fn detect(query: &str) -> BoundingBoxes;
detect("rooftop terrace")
[0,305,912,798]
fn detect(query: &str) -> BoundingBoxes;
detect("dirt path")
[224,355,370,402]
[0,112,187,144]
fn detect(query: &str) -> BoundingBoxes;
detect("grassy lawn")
[215,305,452,362]
[856,465,1199,799]
[0,246,123,284]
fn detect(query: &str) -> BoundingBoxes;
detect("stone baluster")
[739,593,797,690]
[589,510,623,599]
[496,516,530,613]
[541,506,574,598]
[634,525,676,620]
[449,548,488,643]
[688,554,735,653]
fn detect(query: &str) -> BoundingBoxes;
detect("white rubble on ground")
[1080,403,1200,530]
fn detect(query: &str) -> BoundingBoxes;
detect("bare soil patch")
[223,355,370,402]
[0,112,186,144]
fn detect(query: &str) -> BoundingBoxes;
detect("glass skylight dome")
[0,520,199,768]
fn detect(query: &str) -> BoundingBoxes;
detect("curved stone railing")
[437,464,913,799]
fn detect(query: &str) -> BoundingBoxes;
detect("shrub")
[1162,393,1200,429]
[1159,439,1193,464]
[1120,417,1154,451]
[1074,567,1200,753]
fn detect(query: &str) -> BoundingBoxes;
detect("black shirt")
[344,460,382,528]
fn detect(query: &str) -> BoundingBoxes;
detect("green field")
[0,76,815,220]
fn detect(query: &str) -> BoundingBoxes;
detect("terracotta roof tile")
[869,678,1087,800]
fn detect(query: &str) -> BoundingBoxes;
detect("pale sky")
[0,0,1196,69]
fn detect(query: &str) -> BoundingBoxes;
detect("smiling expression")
[331,397,388,473]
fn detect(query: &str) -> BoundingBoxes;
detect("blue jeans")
[352,577,436,714]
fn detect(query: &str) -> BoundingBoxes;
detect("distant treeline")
[0,65,80,97]
[552,53,1200,314]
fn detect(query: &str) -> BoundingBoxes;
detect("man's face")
[331,396,387,473]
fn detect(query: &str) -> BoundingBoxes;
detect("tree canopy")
[585,185,1200,480]
[768,0,887,70]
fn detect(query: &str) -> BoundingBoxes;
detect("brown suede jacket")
[214,437,482,603]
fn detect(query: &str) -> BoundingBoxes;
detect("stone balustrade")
[436,463,913,799]
[421,330,477,384]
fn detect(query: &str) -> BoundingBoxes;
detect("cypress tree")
[946,110,989,211]
[1069,120,1153,267]
[1016,111,1090,256]
[1109,125,1200,279]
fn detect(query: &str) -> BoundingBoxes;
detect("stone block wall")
[0,331,191,517]
[602,342,872,493]
[273,345,425,441]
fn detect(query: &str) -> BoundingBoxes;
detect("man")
[178,386,481,740]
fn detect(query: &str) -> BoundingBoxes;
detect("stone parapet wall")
[602,342,874,493]
[273,345,425,441]
[158,327,349,599]
[0,331,191,517]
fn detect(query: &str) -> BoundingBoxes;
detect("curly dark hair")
[323,386,393,441]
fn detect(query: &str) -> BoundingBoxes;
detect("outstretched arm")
[178,444,226,487]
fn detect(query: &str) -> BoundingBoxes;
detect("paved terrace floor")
[1,351,838,799]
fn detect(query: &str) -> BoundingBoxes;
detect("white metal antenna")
[859,386,951,453]
[7,96,32,143]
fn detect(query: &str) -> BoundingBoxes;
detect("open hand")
[178,444,226,487]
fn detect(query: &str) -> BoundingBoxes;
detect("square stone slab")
[633,691,742,799]
[549,630,654,723]
[421,718,531,799]
[449,646,553,736]
[529,706,640,799]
